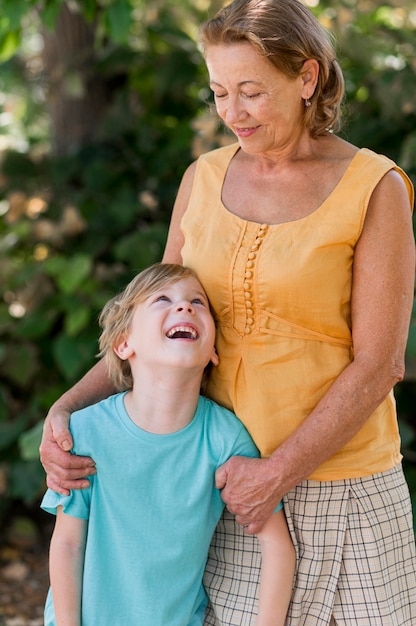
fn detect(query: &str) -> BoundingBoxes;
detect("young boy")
[41,263,295,626]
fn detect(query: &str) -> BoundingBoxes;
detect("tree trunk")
[41,2,108,156]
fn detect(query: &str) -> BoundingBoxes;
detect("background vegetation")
[0,0,415,531]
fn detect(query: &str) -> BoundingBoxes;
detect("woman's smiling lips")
[234,126,260,137]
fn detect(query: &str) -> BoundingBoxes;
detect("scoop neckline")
[217,145,366,228]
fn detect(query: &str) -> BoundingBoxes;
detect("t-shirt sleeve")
[217,411,284,513]
[230,424,260,460]
[40,480,92,520]
[208,399,260,465]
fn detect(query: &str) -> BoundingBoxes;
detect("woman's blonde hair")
[199,0,344,137]
[98,263,201,391]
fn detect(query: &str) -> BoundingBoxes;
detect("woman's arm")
[162,160,197,263]
[40,359,115,495]
[256,509,296,626]
[49,507,87,626]
[217,169,416,534]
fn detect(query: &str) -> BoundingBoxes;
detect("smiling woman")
[206,43,318,154]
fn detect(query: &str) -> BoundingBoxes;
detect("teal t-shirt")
[41,393,259,626]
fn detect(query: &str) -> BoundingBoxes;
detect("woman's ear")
[113,336,134,361]
[210,346,220,367]
[301,58,319,99]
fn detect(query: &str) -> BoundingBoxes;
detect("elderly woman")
[40,0,416,624]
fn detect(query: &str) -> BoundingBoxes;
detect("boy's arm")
[256,509,296,626]
[49,506,88,626]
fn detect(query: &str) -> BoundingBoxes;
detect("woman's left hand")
[215,456,282,534]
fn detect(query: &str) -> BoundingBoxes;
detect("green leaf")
[0,30,21,62]
[1,0,28,30]
[0,306,14,334]
[19,420,43,461]
[64,304,91,336]
[52,332,96,380]
[114,225,168,268]
[81,0,99,22]
[399,420,415,448]
[44,254,92,294]
[406,324,416,359]
[14,308,57,340]
[5,343,38,386]
[0,385,10,422]
[0,415,28,451]
[0,343,7,365]
[10,460,45,503]
[105,0,132,44]
[42,0,66,30]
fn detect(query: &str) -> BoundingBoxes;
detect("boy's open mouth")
[166,325,198,340]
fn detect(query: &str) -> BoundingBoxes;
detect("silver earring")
[305,97,311,107]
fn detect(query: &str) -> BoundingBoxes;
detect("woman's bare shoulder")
[318,133,359,162]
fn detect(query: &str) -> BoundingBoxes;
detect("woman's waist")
[214,307,352,347]
[207,367,400,480]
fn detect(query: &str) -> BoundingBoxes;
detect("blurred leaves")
[0,0,207,510]
[43,255,92,294]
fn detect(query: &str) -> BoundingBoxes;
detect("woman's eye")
[213,92,227,99]
[243,92,260,99]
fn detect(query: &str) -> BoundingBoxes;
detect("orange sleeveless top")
[181,143,414,480]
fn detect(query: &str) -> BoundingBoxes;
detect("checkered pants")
[203,464,416,625]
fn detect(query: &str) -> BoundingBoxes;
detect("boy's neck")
[122,367,203,434]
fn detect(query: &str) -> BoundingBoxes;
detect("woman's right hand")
[39,405,96,496]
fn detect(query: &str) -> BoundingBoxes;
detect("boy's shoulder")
[69,392,125,435]
[198,395,259,459]
[198,394,240,424]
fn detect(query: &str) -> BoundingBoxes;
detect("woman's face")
[205,42,311,155]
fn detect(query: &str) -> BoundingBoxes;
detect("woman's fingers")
[40,409,96,496]
[215,456,280,531]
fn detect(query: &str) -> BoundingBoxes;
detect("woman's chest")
[221,156,350,224]
[182,210,355,332]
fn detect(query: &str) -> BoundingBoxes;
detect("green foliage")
[0,0,415,530]
[0,0,207,512]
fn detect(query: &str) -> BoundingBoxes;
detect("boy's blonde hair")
[98,263,203,390]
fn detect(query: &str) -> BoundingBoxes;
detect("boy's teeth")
[167,326,197,339]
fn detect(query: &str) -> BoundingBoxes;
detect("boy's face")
[114,276,219,371]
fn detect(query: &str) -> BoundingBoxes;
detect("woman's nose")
[222,97,246,125]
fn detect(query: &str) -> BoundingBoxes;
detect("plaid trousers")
[203,464,416,626]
